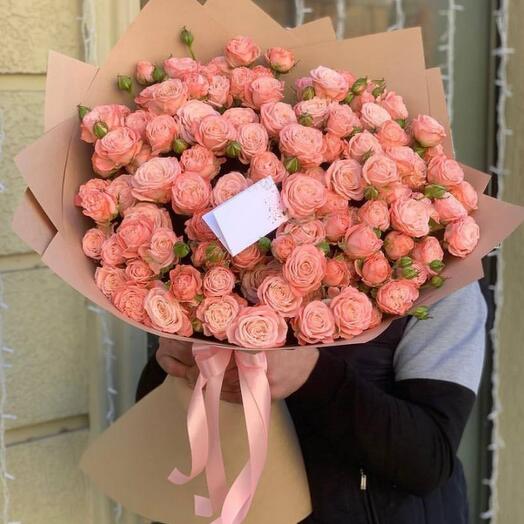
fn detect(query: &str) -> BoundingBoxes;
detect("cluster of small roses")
[76,32,481,348]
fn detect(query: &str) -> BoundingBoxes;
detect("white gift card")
[203,177,288,256]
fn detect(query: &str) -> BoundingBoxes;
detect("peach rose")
[116,214,155,259]
[357,251,392,287]
[92,127,142,177]
[82,227,107,260]
[278,219,326,246]
[197,295,240,340]
[323,257,352,287]
[139,227,179,273]
[225,36,261,67]
[203,266,236,297]
[317,190,349,216]
[358,199,390,231]
[245,76,285,110]
[292,301,335,345]
[279,123,325,168]
[390,197,431,237]
[345,131,383,162]
[75,179,118,224]
[383,231,415,260]
[95,266,127,298]
[271,235,297,263]
[350,89,374,113]
[237,123,268,163]
[212,171,250,206]
[144,287,190,334]
[226,305,287,348]
[326,103,361,137]
[376,120,410,149]
[294,76,313,99]
[240,261,281,304]
[208,75,232,108]
[427,156,465,188]
[171,172,211,215]
[376,279,419,315]
[177,100,219,143]
[260,102,297,137]
[222,107,259,129]
[294,97,330,128]
[135,60,155,85]
[432,193,468,224]
[106,174,136,213]
[232,244,266,271]
[378,91,409,120]
[125,259,156,284]
[387,146,427,189]
[304,166,328,187]
[185,72,210,99]
[360,102,392,130]
[265,47,296,73]
[135,79,188,115]
[206,56,232,76]
[249,151,287,184]
[444,215,480,258]
[324,211,351,242]
[80,104,130,143]
[229,67,255,101]
[194,114,236,155]
[377,181,413,205]
[326,159,364,200]
[123,202,172,230]
[343,224,383,259]
[131,157,180,203]
[310,66,349,101]
[323,133,345,163]
[362,154,399,187]
[184,208,216,242]
[411,236,444,271]
[145,115,177,155]
[113,283,149,323]
[181,145,223,182]
[281,173,327,220]
[449,181,478,212]
[100,235,126,266]
[125,110,155,140]
[283,244,326,296]
[126,143,154,174]
[191,241,229,270]
[163,57,198,79]
[411,115,446,147]
[257,275,303,318]
[169,265,203,302]
[330,285,373,338]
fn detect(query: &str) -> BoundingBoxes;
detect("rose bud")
[410,305,430,320]
[77,104,90,120]
[226,140,242,159]
[180,26,195,59]
[152,65,166,83]
[411,114,446,147]
[93,121,109,139]
[172,138,189,155]
[117,74,133,93]
[265,47,296,73]
[302,85,316,101]
[424,184,447,199]
[351,77,368,95]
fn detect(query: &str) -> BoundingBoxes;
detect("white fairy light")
[81,0,98,65]
[438,0,464,124]
[388,0,406,31]
[334,0,347,39]
[481,1,512,521]
[294,0,313,27]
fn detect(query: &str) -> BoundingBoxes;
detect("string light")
[293,0,313,28]
[334,0,347,39]
[388,0,406,31]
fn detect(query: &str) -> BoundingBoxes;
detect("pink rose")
[432,193,468,224]
[100,235,126,266]
[345,131,383,162]
[135,60,155,85]
[281,173,327,220]
[194,114,236,154]
[203,266,236,297]
[360,102,392,130]
[144,287,190,334]
[378,91,409,120]
[294,76,313,100]
[75,179,117,224]
[125,110,154,140]
[427,156,465,187]
[357,251,392,287]
[184,208,216,242]
[278,219,326,246]
[324,211,351,242]
[237,123,268,163]
[383,231,415,260]
[423,144,445,162]
[229,67,255,101]
[232,244,266,271]
[184,72,210,99]
[323,133,345,163]
[113,283,149,323]
[171,172,212,215]
[411,236,444,271]
[330,286,373,338]
[131,157,180,203]
[225,36,261,67]
[226,305,288,349]
[444,216,480,257]
[358,199,390,231]
[197,295,240,340]
[326,159,364,200]
[169,265,203,302]
[222,107,259,129]
[294,97,330,128]
[362,154,399,187]
[240,261,281,304]
[343,224,383,259]
[127,143,154,174]
[116,215,155,259]
[317,190,349,216]
[390,197,431,237]
[139,227,178,273]
[249,151,287,184]
[304,167,328,187]
[206,56,232,77]
[310,66,349,101]
[245,76,285,109]
[376,279,419,315]
[376,120,410,149]
[265,47,296,73]
[135,79,188,115]
[271,235,297,263]
[212,171,250,206]
[387,146,426,189]
[177,100,219,143]
[323,257,352,287]
[123,202,172,229]
[449,181,478,212]
[163,57,198,79]
[292,301,335,345]
[411,115,446,147]
[92,127,142,177]
[326,103,361,137]
[260,102,297,137]
[191,241,229,270]
[279,123,325,168]
[95,266,127,298]
[208,75,232,108]
[80,104,130,143]
[350,89,374,113]
[145,115,177,155]
[82,227,107,260]
[283,244,326,296]
[378,181,413,205]
[125,259,156,284]
[257,275,303,318]
[180,145,224,182]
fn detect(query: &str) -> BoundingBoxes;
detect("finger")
[186,365,200,387]
[157,354,189,378]
[158,338,194,365]
[220,391,243,404]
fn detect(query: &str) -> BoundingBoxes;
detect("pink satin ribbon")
[168,344,271,524]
